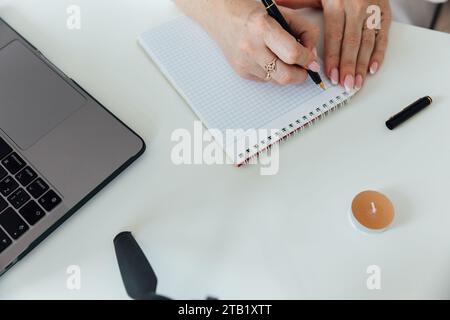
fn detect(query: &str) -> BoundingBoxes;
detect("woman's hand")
[175,0,321,85]
[278,0,392,91]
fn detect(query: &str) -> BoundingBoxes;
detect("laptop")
[0,18,145,275]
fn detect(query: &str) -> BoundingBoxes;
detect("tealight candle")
[350,191,395,233]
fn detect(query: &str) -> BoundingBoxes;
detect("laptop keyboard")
[0,137,62,254]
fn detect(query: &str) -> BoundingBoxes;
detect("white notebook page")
[139,16,355,165]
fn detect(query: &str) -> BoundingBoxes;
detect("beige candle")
[350,191,395,233]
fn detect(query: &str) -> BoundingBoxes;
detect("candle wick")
[370,202,377,215]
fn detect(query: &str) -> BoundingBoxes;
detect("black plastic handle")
[113,231,167,300]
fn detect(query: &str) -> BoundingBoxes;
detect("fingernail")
[344,74,354,93]
[355,74,363,91]
[312,47,318,59]
[330,68,339,85]
[370,62,379,75]
[308,61,321,73]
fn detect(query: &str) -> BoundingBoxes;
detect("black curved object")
[113,231,169,300]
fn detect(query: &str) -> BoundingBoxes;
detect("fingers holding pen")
[240,8,320,85]
[198,1,321,86]
[263,14,320,72]
[177,0,392,90]
[255,48,309,85]
[281,7,321,53]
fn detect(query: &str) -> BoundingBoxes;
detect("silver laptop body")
[0,18,145,274]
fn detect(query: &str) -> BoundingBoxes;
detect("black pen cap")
[386,96,433,130]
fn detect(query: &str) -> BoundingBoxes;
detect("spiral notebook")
[139,16,356,166]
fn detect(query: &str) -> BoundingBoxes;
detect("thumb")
[275,0,322,9]
[281,8,320,51]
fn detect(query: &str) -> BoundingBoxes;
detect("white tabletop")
[1,0,450,300]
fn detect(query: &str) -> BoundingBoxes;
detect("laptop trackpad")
[0,40,86,150]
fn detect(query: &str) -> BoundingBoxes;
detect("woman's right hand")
[189,0,321,85]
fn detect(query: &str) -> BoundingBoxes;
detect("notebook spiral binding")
[238,91,351,166]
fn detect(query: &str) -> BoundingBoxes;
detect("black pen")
[261,0,325,90]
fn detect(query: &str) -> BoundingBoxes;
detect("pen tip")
[319,82,326,90]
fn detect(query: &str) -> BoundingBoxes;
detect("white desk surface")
[1,0,450,300]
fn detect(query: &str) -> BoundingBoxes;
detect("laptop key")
[8,188,31,209]
[0,176,19,197]
[2,153,26,175]
[16,167,37,187]
[0,197,8,213]
[19,201,45,225]
[39,190,62,212]
[0,137,13,160]
[0,166,7,181]
[38,190,61,211]
[27,178,49,199]
[0,208,29,240]
[0,228,12,254]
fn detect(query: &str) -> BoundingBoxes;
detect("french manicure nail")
[344,74,354,93]
[308,61,321,73]
[355,74,363,91]
[370,62,379,75]
[330,68,339,85]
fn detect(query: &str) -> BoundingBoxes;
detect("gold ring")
[264,58,278,81]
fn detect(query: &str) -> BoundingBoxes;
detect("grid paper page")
[140,16,345,134]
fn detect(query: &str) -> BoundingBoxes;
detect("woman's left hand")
[277,0,392,91]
